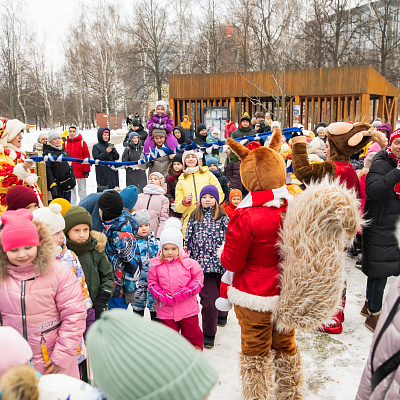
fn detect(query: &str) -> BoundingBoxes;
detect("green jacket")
[76,231,114,300]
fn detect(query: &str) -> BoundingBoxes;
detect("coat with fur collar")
[0,222,87,378]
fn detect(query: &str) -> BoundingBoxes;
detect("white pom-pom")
[13,162,29,180]
[164,217,182,231]
[215,297,232,312]
[49,202,62,214]
[281,143,290,153]
[25,174,38,186]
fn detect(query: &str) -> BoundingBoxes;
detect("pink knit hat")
[1,209,39,252]
[182,150,201,167]
[149,172,167,193]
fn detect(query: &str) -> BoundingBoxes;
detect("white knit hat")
[5,119,25,142]
[32,203,65,234]
[271,121,281,129]
[155,100,168,112]
[159,218,183,254]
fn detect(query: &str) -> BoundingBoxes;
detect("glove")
[93,290,111,319]
[291,130,303,139]
[51,186,58,198]
[182,195,192,207]
[154,123,160,128]
[160,124,166,129]
[83,172,89,178]
[84,307,96,338]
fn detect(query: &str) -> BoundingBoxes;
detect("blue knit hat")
[129,131,139,140]
[200,184,219,203]
[120,185,139,210]
[206,157,218,169]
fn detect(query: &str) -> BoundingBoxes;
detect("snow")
[22,128,394,398]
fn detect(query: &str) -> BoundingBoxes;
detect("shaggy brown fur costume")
[273,178,361,333]
[292,122,386,183]
[275,350,304,400]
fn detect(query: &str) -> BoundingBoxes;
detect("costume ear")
[268,129,282,153]
[226,137,250,160]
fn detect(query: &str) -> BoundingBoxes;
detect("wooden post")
[310,97,315,130]
[36,162,48,206]
[323,97,328,121]
[344,97,349,121]
[336,97,342,122]
[195,100,198,126]
[360,94,370,122]
[230,97,236,124]
[169,99,175,125]
[378,95,386,122]
[304,98,309,128]
[391,97,398,128]
[317,97,321,125]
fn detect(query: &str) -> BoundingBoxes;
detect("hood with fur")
[0,221,56,281]
[91,230,107,253]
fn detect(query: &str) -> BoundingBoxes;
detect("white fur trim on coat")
[228,286,280,312]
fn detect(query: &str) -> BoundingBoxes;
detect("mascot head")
[227,130,286,192]
[325,122,387,160]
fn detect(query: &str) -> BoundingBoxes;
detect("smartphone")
[109,143,114,148]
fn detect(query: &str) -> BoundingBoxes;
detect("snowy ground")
[22,128,393,398]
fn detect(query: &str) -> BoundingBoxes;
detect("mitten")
[83,172,89,178]
[291,130,303,139]
[154,123,160,128]
[160,124,166,129]
[51,186,58,198]
[93,290,111,319]
[84,307,96,338]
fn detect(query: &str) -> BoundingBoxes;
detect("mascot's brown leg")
[273,328,304,400]
[274,350,303,400]
[235,305,276,400]
[240,351,275,400]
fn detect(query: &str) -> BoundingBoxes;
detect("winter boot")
[239,352,275,400]
[275,350,304,400]
[336,296,346,323]
[203,334,215,349]
[360,300,368,317]
[365,310,381,332]
[316,317,342,334]
[217,316,228,327]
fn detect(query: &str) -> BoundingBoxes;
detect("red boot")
[336,296,346,323]
[316,317,343,334]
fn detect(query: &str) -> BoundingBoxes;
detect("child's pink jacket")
[148,250,203,321]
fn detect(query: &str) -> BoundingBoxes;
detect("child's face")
[137,223,150,237]
[212,132,219,138]
[154,136,165,147]
[68,224,90,243]
[6,246,38,267]
[25,203,38,212]
[201,194,216,208]
[149,175,161,185]
[208,163,217,171]
[231,196,242,207]
[53,230,65,246]
[174,129,181,139]
[226,148,231,155]
[156,106,165,115]
[132,135,139,144]
[163,244,179,260]
[173,162,183,172]
[185,154,198,168]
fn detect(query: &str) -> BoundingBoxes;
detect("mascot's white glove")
[13,161,38,186]
[215,271,234,312]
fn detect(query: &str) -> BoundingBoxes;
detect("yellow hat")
[49,198,71,216]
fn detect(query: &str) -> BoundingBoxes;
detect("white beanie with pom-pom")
[159,218,183,254]
[32,203,65,234]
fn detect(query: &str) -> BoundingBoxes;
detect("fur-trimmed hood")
[0,221,56,281]
[90,230,107,253]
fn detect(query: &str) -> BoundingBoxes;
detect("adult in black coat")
[362,135,400,330]
[231,114,256,140]
[122,131,147,193]
[173,125,191,145]
[92,127,120,190]
[123,120,148,147]
[43,131,75,202]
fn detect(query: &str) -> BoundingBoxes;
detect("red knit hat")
[6,185,38,210]
[1,209,39,252]
[390,129,400,144]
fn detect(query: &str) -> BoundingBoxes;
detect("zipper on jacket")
[40,322,62,366]
[21,281,27,340]
[192,174,198,202]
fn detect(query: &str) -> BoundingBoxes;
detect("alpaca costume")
[220,130,361,399]
[291,122,386,333]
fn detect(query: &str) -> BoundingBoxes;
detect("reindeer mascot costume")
[291,122,386,333]
[220,129,362,399]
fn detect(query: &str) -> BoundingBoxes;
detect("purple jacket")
[144,113,177,153]
[148,251,203,321]
[356,276,400,400]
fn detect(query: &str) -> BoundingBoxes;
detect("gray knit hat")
[87,309,218,400]
[47,130,61,143]
[135,209,151,226]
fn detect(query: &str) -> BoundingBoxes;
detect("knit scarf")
[66,236,91,256]
[184,166,199,174]
[237,186,290,209]
[387,148,400,197]
[143,184,166,195]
